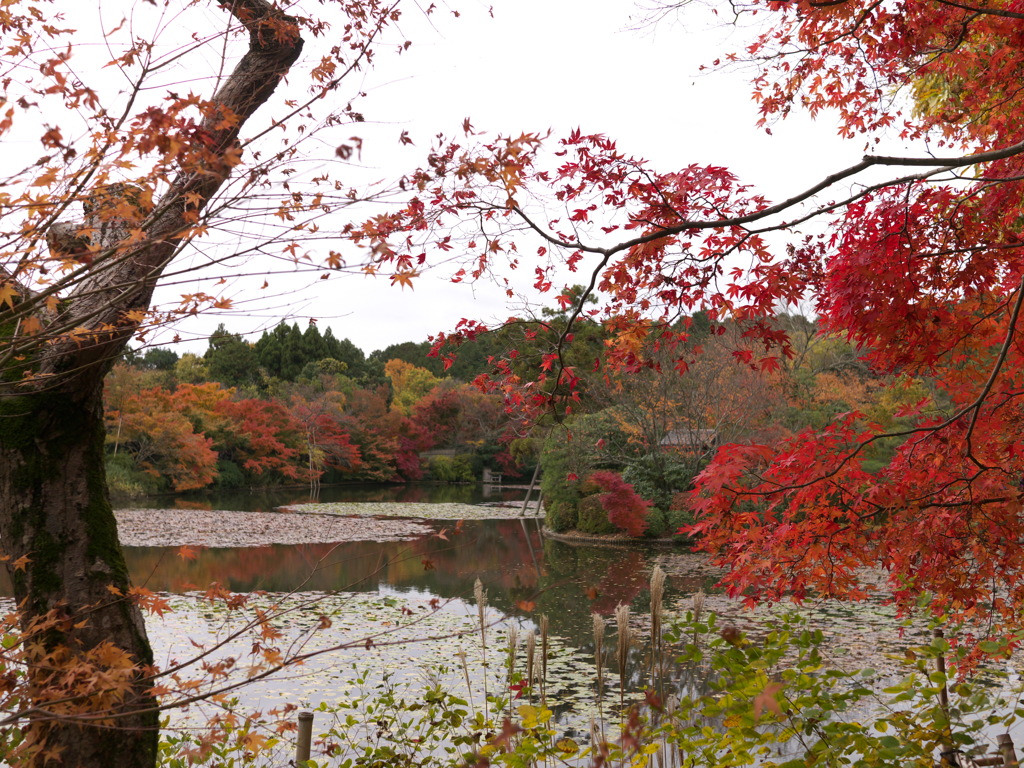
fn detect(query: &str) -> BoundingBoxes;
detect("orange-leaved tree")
[355,0,1024,645]
[0,0,410,764]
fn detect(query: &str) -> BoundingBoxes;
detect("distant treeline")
[126,321,506,390]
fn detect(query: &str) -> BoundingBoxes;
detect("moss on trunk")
[0,384,158,767]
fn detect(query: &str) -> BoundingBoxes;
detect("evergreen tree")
[205,324,258,387]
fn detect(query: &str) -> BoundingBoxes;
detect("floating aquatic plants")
[116,508,432,547]
[148,588,622,735]
[281,501,542,521]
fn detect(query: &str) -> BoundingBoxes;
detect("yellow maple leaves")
[390,269,418,289]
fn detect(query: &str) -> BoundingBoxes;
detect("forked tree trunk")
[0,2,302,764]
[0,384,158,766]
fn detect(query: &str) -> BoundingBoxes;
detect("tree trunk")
[0,2,302,763]
[0,382,157,767]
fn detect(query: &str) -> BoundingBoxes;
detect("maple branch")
[610,138,1024,256]
[963,282,1024,466]
[930,0,1024,20]
[499,138,1024,271]
[31,0,303,389]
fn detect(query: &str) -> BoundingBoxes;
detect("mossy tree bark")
[0,385,158,766]
[0,2,303,765]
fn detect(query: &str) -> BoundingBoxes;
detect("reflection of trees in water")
[115,519,693,652]
[121,519,545,596]
[112,514,737,722]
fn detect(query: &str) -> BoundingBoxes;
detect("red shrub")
[587,470,651,537]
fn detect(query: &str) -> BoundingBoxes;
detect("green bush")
[429,454,475,483]
[213,458,246,489]
[576,493,617,534]
[538,410,634,532]
[538,431,581,531]
[645,506,670,537]
[622,452,701,512]
[544,498,579,532]
[105,453,161,496]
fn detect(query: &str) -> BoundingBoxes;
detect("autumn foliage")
[586,471,651,538]
[343,0,1024,645]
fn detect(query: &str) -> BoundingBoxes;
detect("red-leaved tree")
[588,470,651,538]
[354,0,1024,645]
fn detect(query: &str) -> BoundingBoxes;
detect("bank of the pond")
[543,526,688,548]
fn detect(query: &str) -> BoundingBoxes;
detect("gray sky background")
[84,0,875,355]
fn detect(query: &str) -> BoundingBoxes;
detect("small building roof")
[659,428,718,447]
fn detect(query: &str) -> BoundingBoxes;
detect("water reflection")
[0,483,695,650]
[121,519,692,648]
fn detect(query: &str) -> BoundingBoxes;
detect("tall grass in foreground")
[153,573,1024,768]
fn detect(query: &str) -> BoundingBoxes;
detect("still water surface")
[6,483,1020,762]
[115,483,700,647]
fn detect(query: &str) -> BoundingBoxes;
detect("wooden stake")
[296,710,314,765]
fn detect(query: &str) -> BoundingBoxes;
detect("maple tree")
[6,0,1024,761]
[105,384,219,492]
[586,470,652,537]
[355,0,1024,645]
[0,0,413,764]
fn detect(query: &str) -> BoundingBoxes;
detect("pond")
[1,484,711,730]
[54,483,707,647]
[2,483,1015,765]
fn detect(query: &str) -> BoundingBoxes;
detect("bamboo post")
[934,629,954,763]
[934,629,950,714]
[999,734,1018,768]
[296,710,314,765]
[519,462,541,517]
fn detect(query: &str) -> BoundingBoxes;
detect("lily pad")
[116,508,432,547]
[281,501,543,521]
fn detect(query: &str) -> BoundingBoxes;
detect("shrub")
[587,470,651,537]
[545,499,579,532]
[538,411,634,532]
[645,492,697,538]
[105,453,161,496]
[429,454,474,483]
[577,493,618,535]
[213,458,246,489]
[539,432,582,531]
[622,452,700,512]
[645,506,670,537]
[668,491,696,534]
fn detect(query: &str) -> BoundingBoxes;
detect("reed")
[506,622,520,717]
[525,629,537,703]
[475,579,489,720]
[593,612,605,701]
[593,612,607,744]
[540,614,549,706]
[616,603,631,712]
[650,565,666,689]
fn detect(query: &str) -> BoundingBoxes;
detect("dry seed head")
[692,590,706,624]
[593,612,605,653]
[615,603,631,680]
[507,623,520,674]
[650,566,665,646]
[593,613,605,698]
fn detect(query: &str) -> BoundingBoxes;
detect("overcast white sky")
[129,0,869,355]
